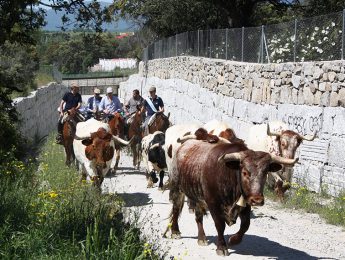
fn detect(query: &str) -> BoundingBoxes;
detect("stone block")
[328,71,337,82]
[330,92,339,107]
[292,75,301,88]
[314,90,321,105]
[303,86,314,105]
[233,99,248,119]
[329,137,345,168]
[251,87,262,103]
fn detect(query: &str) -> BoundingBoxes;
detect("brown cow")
[108,112,126,170]
[168,139,297,256]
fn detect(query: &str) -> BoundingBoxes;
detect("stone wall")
[13,82,68,141]
[120,57,345,196]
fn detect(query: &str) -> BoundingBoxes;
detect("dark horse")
[127,108,144,169]
[108,112,126,171]
[62,108,83,166]
[147,112,171,135]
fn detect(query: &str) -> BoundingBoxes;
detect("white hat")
[106,87,113,94]
[94,88,100,94]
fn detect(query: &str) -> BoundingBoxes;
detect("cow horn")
[270,155,299,166]
[149,143,160,150]
[112,135,133,146]
[267,124,281,137]
[74,134,91,140]
[218,152,243,163]
[177,134,196,143]
[299,131,317,141]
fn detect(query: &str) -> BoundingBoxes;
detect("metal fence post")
[175,35,177,57]
[209,30,212,58]
[341,9,345,60]
[241,27,244,62]
[294,19,297,63]
[261,25,264,63]
[225,28,228,60]
[198,30,200,57]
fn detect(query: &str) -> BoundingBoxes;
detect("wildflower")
[332,22,335,27]
[49,191,58,198]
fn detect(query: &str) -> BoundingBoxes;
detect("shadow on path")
[117,192,152,207]
[181,234,326,260]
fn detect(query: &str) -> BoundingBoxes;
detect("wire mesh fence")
[143,10,345,63]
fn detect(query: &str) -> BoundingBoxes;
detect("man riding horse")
[56,83,83,145]
[141,86,169,135]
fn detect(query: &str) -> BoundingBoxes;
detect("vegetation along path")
[103,154,345,260]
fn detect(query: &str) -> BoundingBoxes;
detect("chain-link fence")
[143,10,345,63]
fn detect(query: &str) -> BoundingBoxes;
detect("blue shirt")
[99,95,122,114]
[143,96,164,116]
[87,96,102,112]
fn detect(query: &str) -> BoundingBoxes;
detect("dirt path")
[103,154,345,260]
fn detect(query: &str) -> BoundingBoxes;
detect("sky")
[40,0,114,9]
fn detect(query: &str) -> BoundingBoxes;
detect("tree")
[0,0,115,156]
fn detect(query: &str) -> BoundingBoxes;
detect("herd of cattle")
[64,111,316,256]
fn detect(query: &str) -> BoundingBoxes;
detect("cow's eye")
[242,170,250,177]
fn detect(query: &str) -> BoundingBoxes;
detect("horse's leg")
[131,142,137,167]
[136,142,141,170]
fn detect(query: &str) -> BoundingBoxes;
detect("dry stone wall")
[120,57,345,196]
[13,82,68,142]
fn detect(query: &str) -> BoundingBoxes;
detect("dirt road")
[103,154,345,260]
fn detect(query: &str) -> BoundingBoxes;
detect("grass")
[0,134,160,259]
[265,183,345,227]
[10,72,54,99]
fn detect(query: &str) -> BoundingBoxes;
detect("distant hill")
[43,1,134,32]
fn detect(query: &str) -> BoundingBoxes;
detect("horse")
[108,112,126,171]
[146,112,171,136]
[127,108,144,169]
[62,108,84,166]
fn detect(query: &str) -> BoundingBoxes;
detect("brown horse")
[147,112,171,135]
[127,109,143,169]
[62,108,82,166]
[108,113,126,170]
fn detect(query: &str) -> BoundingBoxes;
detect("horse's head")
[108,112,125,137]
[150,112,170,133]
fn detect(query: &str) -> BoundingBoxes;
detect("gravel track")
[103,154,345,260]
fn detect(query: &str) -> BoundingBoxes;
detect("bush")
[0,135,159,259]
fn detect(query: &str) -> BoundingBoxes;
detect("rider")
[99,87,123,119]
[141,86,164,135]
[86,88,102,120]
[124,89,144,116]
[56,82,82,144]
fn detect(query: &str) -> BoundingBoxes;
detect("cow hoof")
[188,208,195,214]
[228,234,243,246]
[171,233,181,239]
[216,249,229,256]
[197,239,208,246]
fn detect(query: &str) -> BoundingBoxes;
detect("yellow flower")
[167,222,172,228]
[49,191,58,198]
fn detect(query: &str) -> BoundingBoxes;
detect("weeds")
[265,183,345,227]
[0,134,160,259]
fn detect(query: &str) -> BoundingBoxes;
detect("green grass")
[0,135,159,259]
[265,183,345,227]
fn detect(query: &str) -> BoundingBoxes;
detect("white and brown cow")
[73,118,132,187]
[142,131,167,189]
[246,121,316,198]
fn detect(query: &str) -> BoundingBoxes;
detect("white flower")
[290,36,295,41]
[323,37,328,41]
[331,42,335,46]
[315,27,319,31]
[322,30,326,34]
[318,40,322,44]
[311,36,314,40]
[332,22,335,27]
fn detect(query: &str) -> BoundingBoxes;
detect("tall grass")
[0,135,159,259]
[265,183,345,227]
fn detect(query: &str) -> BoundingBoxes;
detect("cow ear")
[82,138,93,146]
[268,163,282,172]
[225,161,241,170]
